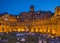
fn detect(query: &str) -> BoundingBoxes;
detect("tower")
[30,5,34,12]
[55,6,60,16]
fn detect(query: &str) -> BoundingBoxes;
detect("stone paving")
[0,32,60,43]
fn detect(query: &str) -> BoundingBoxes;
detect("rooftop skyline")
[0,0,60,15]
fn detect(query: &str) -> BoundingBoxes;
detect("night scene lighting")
[0,0,60,43]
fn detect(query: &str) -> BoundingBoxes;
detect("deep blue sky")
[0,0,60,15]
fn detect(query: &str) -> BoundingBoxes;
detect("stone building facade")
[0,6,60,37]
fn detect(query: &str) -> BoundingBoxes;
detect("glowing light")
[21,29,24,31]
[17,29,21,32]
[31,29,34,32]
[50,35,55,38]
[48,29,50,33]
[39,28,42,32]
[52,29,56,34]
[35,29,38,32]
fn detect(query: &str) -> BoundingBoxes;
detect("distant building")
[0,5,60,37]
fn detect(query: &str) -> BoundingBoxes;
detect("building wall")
[0,6,60,37]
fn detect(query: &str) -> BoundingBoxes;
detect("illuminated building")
[0,5,60,37]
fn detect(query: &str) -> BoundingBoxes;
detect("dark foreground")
[0,32,60,43]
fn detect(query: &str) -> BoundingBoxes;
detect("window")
[0,23,1,25]
[2,27,4,32]
[4,17,8,21]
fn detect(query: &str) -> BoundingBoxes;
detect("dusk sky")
[0,0,60,15]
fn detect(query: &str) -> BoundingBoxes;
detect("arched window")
[2,27,4,32]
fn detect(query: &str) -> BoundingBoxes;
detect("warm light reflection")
[21,28,25,31]
[31,29,34,32]
[42,28,46,33]
[39,28,42,32]
[48,29,50,33]
[35,28,38,32]
[13,29,17,31]
[17,29,21,32]
[9,29,12,32]
[25,29,29,32]
[0,29,2,32]
[52,29,56,34]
